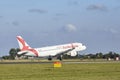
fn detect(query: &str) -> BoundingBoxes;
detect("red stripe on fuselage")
[28,49,39,57]
[62,43,78,49]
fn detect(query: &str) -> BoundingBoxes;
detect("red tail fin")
[16,36,31,51]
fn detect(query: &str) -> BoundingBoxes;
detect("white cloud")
[109,28,119,34]
[87,4,107,11]
[64,24,77,32]
[28,9,47,14]
[12,21,19,26]
[0,16,3,18]
[68,1,79,6]
[104,28,119,34]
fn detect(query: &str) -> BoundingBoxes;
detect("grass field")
[0,62,120,80]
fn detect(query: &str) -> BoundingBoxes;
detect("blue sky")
[0,0,120,56]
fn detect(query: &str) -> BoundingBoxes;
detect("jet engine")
[70,50,77,56]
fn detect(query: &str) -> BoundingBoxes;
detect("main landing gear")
[48,56,52,61]
[48,55,63,61]
[57,55,63,61]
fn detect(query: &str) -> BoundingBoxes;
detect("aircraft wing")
[54,48,75,57]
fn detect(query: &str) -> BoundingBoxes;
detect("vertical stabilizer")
[16,36,31,50]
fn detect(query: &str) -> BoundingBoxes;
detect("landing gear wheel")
[59,57,62,61]
[48,56,52,61]
[57,55,63,61]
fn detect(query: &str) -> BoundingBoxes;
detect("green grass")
[0,62,120,80]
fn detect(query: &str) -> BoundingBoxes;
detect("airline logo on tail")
[17,36,39,56]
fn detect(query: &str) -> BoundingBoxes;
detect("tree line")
[1,48,120,60]
[81,52,119,60]
[2,48,20,60]
[63,52,120,60]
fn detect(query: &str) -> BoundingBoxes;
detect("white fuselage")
[18,43,86,57]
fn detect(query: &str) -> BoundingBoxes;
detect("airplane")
[16,36,86,60]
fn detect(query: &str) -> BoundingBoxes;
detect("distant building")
[115,57,119,61]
